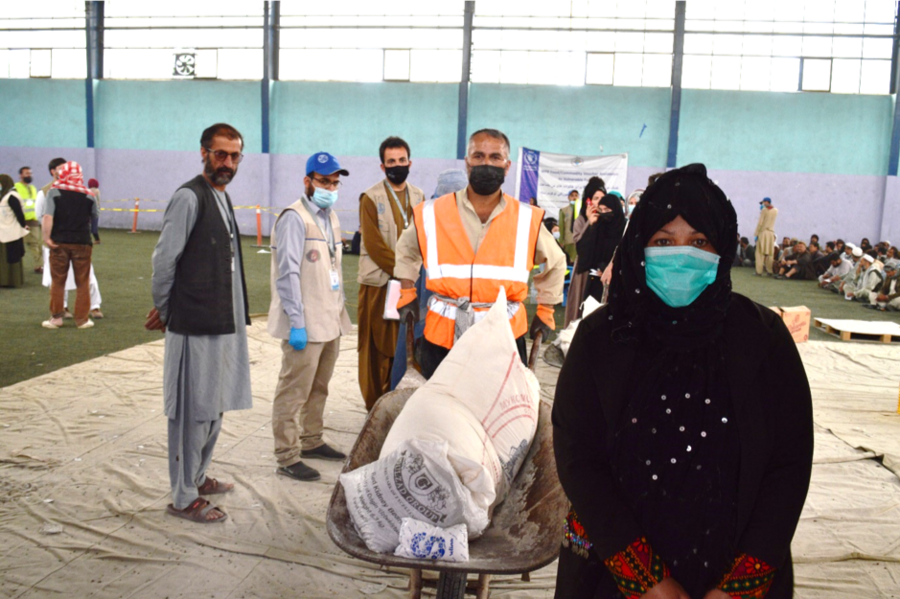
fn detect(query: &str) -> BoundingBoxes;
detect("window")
[684,0,896,94]
[471,0,676,87]
[279,1,464,83]
[0,2,86,79]
[103,2,263,80]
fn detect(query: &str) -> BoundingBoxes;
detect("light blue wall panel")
[270,81,458,159]
[95,80,261,153]
[679,89,893,176]
[0,80,86,148]
[467,84,671,167]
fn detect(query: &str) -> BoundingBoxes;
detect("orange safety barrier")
[253,205,263,247]
[129,198,140,233]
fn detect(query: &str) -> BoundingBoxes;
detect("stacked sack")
[341,288,541,555]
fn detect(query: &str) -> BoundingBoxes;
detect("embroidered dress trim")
[561,510,593,557]
[717,553,776,598]
[603,537,671,598]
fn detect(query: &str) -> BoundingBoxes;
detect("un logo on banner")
[524,150,538,165]
[572,156,584,166]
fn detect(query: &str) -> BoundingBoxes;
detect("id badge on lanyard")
[387,186,410,229]
[330,265,340,291]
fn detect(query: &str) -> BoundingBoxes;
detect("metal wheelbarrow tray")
[326,335,568,598]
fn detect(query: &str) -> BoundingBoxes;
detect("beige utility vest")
[357,180,425,287]
[268,198,352,343]
[0,191,29,244]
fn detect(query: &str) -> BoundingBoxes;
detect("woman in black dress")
[553,164,813,599]
[575,184,626,305]
[0,174,28,288]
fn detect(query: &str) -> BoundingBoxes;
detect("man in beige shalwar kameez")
[754,197,778,276]
[357,137,425,410]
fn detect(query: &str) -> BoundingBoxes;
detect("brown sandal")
[197,477,234,495]
[166,498,228,523]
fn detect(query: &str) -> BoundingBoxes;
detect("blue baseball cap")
[760,197,772,205]
[306,152,349,177]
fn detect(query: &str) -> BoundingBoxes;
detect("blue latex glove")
[289,327,307,351]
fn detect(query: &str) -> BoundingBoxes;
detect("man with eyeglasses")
[145,123,252,523]
[267,152,352,482]
[394,129,566,378]
[356,136,426,410]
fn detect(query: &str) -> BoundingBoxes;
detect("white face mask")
[552,230,561,240]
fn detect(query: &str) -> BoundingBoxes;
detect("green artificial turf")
[1,231,897,388]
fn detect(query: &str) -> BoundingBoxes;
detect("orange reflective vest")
[413,192,544,350]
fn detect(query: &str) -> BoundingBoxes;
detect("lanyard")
[386,184,409,229]
[300,196,336,265]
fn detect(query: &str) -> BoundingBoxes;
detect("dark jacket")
[166,175,250,336]
[553,293,813,598]
[50,189,95,245]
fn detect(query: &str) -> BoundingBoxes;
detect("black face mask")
[468,165,505,196]
[22,176,32,184]
[384,165,409,185]
[598,212,615,222]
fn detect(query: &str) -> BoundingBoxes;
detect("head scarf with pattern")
[51,161,93,196]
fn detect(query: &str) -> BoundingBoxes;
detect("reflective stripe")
[435,263,527,282]
[513,203,533,273]
[422,199,441,280]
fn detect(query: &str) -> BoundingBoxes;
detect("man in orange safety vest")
[393,128,566,378]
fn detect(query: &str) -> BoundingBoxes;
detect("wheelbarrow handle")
[527,330,542,372]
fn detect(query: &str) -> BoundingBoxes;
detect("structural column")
[456,1,474,160]
[262,1,280,154]
[666,1,686,169]
[85,1,104,148]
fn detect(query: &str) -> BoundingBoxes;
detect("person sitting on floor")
[736,236,754,267]
[819,253,853,291]
[845,254,884,302]
[864,259,900,311]
[776,242,810,280]
[837,256,865,297]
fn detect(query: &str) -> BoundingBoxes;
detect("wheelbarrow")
[326,321,568,598]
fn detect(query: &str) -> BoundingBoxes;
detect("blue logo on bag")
[410,532,447,559]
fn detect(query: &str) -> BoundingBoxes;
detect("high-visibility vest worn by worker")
[413,192,544,350]
[14,183,37,221]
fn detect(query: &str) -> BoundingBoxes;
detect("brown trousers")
[357,284,398,410]
[49,243,92,324]
[272,338,339,467]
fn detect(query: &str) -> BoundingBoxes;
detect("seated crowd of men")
[735,235,900,311]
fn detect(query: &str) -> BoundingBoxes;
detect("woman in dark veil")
[575,185,627,305]
[553,164,813,599]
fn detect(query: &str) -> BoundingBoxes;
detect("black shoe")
[276,461,321,481]
[301,443,346,462]
[862,304,876,309]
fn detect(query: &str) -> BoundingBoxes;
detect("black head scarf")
[575,192,626,274]
[578,177,606,219]
[607,163,737,346]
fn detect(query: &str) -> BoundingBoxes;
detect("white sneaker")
[77,320,95,329]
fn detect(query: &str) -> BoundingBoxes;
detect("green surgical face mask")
[644,246,720,308]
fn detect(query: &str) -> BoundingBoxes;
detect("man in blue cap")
[267,152,353,482]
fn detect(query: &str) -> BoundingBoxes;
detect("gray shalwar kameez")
[151,184,252,510]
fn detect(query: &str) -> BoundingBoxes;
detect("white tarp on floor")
[1,322,899,598]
